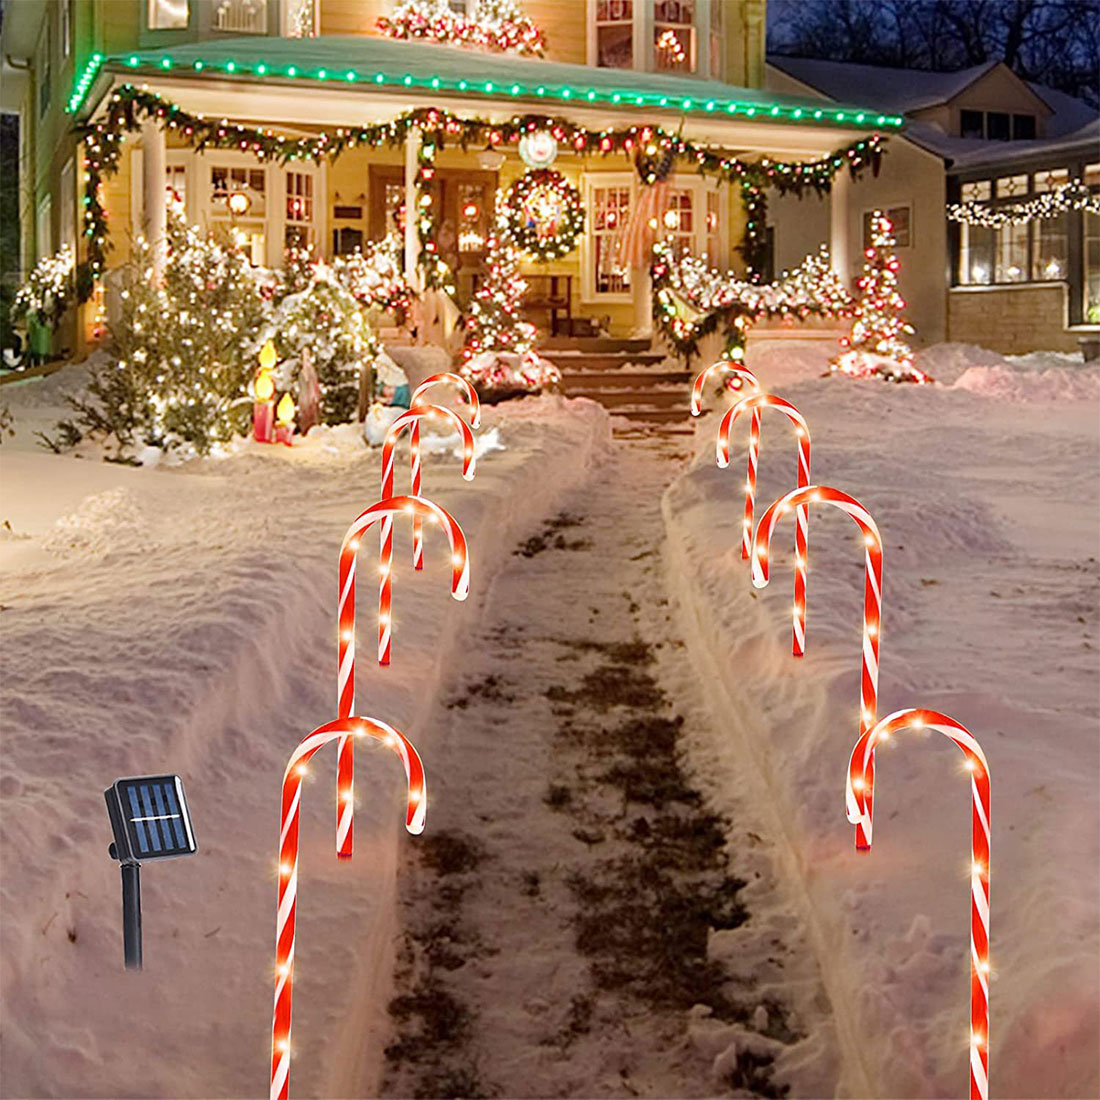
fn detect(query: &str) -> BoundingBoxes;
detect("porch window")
[284,0,317,36]
[596,0,633,69]
[148,0,189,29]
[995,222,1028,282]
[661,187,696,257]
[1085,211,1100,323]
[285,171,314,249]
[960,224,994,285]
[213,0,267,34]
[208,163,268,266]
[654,0,695,73]
[383,182,406,235]
[590,183,632,296]
[165,164,188,216]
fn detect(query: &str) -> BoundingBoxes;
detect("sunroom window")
[596,0,633,69]
[213,0,267,34]
[148,0,189,30]
[654,0,694,73]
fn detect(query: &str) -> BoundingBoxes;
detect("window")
[706,188,721,263]
[654,0,694,73]
[148,0,189,29]
[1085,212,1100,323]
[986,112,1011,141]
[285,171,314,250]
[995,221,1028,281]
[37,195,53,261]
[37,22,52,117]
[166,164,188,216]
[61,0,72,58]
[59,160,75,250]
[589,182,632,295]
[960,224,994,285]
[863,205,911,249]
[332,228,363,255]
[662,187,695,257]
[208,163,267,265]
[1033,214,1067,280]
[960,110,984,139]
[1013,114,1036,140]
[457,183,489,253]
[213,0,268,34]
[996,174,1028,198]
[596,0,633,69]
[961,180,991,203]
[383,181,406,234]
[284,0,316,36]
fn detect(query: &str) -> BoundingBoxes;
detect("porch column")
[403,126,421,291]
[829,168,851,287]
[631,267,654,338]
[140,119,167,277]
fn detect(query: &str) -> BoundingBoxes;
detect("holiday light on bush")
[272,715,426,1100]
[332,234,414,321]
[830,212,928,384]
[10,245,76,330]
[501,169,585,262]
[752,484,883,850]
[845,708,992,1100]
[718,394,811,656]
[335,496,469,858]
[377,0,546,56]
[947,178,1100,228]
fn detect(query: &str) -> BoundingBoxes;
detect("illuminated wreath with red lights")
[500,169,585,262]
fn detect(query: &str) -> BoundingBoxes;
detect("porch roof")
[76,35,903,139]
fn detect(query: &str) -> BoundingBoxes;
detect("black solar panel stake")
[104,775,197,970]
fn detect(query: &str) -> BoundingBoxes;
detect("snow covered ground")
[0,369,609,1098]
[1,337,1097,1099]
[666,340,1100,1098]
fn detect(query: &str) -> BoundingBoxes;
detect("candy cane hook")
[753,485,882,847]
[845,708,991,1100]
[381,406,476,631]
[272,715,426,1100]
[717,393,811,652]
[410,373,481,571]
[690,360,760,417]
[337,495,468,858]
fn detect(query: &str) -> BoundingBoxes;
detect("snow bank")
[665,344,1099,1097]
[0,379,610,1098]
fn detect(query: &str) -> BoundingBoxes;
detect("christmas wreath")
[501,169,585,261]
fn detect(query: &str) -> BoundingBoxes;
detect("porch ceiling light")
[72,52,906,129]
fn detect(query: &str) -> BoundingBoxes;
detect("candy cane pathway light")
[719,393,812,653]
[381,406,476,586]
[272,716,425,1100]
[845,708,991,1100]
[104,775,197,970]
[690,360,760,417]
[410,373,481,571]
[337,494,468,859]
[753,484,882,847]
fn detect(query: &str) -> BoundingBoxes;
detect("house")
[766,56,1100,356]
[1,0,905,372]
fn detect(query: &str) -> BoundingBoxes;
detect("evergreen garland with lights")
[829,212,928,384]
[331,234,414,321]
[500,169,585,261]
[377,0,546,57]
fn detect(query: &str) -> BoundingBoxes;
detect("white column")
[140,119,167,276]
[631,267,654,338]
[829,169,852,286]
[403,126,421,291]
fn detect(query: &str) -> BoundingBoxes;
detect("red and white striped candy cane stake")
[379,406,475,662]
[718,393,811,654]
[752,485,882,847]
[272,715,426,1100]
[336,495,468,858]
[410,373,481,571]
[690,360,760,417]
[845,708,991,1100]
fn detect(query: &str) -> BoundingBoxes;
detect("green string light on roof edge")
[66,52,904,129]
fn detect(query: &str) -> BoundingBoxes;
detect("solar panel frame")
[105,775,197,863]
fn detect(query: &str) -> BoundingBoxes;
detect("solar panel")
[105,775,197,863]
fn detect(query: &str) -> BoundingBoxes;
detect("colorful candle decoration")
[690,360,760,417]
[274,392,295,446]
[272,715,426,1100]
[752,484,882,847]
[336,494,469,859]
[253,340,277,443]
[409,372,481,570]
[718,394,811,655]
[379,406,476,665]
[845,708,991,1100]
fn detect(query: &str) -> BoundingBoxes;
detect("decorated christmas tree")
[830,212,929,383]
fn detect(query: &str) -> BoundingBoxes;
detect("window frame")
[581,171,636,303]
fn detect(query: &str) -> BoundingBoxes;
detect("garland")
[500,169,585,261]
[652,240,854,363]
[76,86,887,301]
[947,179,1100,228]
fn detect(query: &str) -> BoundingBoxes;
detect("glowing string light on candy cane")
[336,495,468,859]
[752,484,882,846]
[409,373,481,571]
[718,394,811,655]
[272,715,425,1100]
[689,360,760,417]
[845,708,991,1100]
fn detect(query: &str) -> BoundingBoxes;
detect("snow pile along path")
[0,389,609,1099]
[666,340,1100,1098]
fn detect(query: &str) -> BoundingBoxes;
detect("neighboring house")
[0,0,911,361]
[766,56,1100,355]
